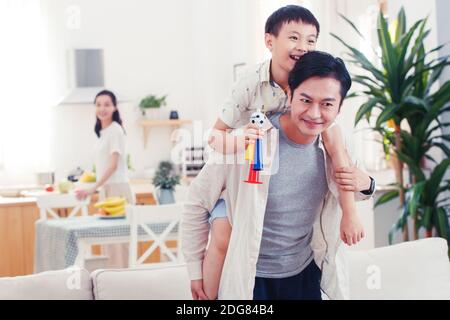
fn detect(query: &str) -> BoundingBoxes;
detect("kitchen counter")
[0,197,37,207]
[0,179,156,207]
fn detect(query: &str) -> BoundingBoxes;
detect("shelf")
[139,119,192,148]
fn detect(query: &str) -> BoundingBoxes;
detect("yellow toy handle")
[245,141,255,161]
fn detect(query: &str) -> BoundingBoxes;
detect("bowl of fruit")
[75,171,97,190]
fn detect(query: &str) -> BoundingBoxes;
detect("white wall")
[41,0,261,182]
[3,0,444,188]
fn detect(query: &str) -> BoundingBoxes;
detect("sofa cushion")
[91,263,192,300]
[347,238,450,299]
[0,267,93,300]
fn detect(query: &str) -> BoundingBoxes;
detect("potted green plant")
[152,161,180,204]
[331,7,450,250]
[139,94,167,117]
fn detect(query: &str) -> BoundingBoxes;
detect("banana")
[103,205,125,215]
[94,197,126,209]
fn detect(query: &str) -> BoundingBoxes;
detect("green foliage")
[152,161,180,190]
[139,94,167,115]
[127,154,134,172]
[333,7,450,249]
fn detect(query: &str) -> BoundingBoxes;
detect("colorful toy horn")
[252,138,263,171]
[245,141,255,161]
[244,164,263,184]
[244,110,266,185]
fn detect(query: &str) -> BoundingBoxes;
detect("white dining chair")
[127,203,184,268]
[36,193,90,220]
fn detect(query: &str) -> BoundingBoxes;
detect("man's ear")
[338,97,343,113]
[286,88,292,107]
[265,33,273,50]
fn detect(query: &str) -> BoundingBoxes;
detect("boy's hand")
[244,123,264,147]
[340,213,365,246]
[191,279,209,300]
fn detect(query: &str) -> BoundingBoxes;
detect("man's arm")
[334,153,375,201]
[337,134,376,201]
[181,160,226,280]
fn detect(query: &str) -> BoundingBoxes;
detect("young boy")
[199,5,364,300]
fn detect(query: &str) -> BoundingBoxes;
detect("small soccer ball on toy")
[250,111,266,128]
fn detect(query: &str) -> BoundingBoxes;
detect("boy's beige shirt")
[220,59,289,128]
[181,118,373,300]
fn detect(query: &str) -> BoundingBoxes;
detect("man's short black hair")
[265,5,320,37]
[288,51,352,107]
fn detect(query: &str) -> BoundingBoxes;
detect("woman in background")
[75,89,134,268]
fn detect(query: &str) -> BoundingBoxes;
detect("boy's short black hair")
[265,5,320,37]
[288,51,352,107]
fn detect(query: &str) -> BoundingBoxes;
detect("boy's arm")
[209,119,239,154]
[341,132,375,201]
[209,119,263,154]
[325,123,375,201]
[209,70,262,154]
[181,160,226,280]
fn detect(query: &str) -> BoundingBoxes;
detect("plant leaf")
[375,190,399,207]
[426,158,450,201]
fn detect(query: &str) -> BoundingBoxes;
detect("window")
[0,0,54,184]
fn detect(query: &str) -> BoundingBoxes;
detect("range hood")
[60,87,106,105]
[60,48,105,105]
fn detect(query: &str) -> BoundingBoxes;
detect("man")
[181,51,376,300]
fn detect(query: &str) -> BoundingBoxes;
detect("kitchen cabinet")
[0,200,39,277]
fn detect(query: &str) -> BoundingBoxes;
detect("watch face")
[369,177,375,193]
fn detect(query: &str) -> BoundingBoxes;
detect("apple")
[45,184,54,192]
[58,179,73,194]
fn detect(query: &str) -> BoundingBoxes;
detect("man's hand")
[340,213,365,246]
[191,279,209,300]
[334,166,371,192]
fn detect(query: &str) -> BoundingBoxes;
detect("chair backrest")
[127,203,184,268]
[174,185,188,203]
[36,193,90,220]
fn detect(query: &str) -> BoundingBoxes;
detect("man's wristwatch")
[361,176,375,195]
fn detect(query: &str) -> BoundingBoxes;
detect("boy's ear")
[265,33,273,50]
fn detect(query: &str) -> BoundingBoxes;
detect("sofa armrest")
[346,238,450,299]
[91,263,192,300]
[0,267,93,300]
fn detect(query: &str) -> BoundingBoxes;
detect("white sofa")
[0,238,449,300]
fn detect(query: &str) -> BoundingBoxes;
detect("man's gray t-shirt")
[256,113,328,278]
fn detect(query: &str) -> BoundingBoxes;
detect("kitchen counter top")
[0,180,157,207]
[0,196,37,207]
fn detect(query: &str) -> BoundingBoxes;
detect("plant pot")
[156,188,175,204]
[143,108,161,119]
